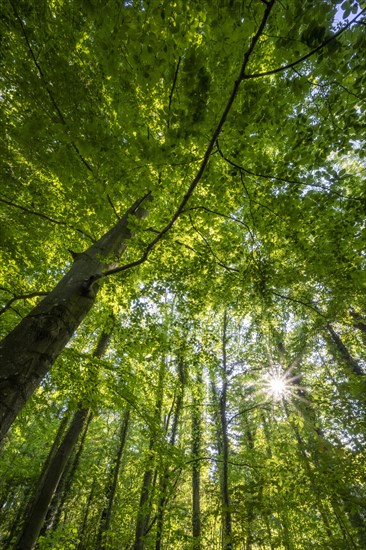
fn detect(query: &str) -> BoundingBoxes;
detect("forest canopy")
[0,0,366,548]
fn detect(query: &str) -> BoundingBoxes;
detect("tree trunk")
[155,360,186,550]
[14,325,112,549]
[0,195,150,442]
[212,312,232,550]
[42,410,93,533]
[96,407,130,550]
[14,408,90,549]
[326,323,364,376]
[133,361,165,550]
[192,371,202,550]
[78,475,98,550]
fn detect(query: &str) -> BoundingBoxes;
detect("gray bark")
[0,195,150,442]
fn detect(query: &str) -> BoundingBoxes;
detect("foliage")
[1,0,366,548]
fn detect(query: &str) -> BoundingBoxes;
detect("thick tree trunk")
[14,408,90,549]
[0,195,149,442]
[14,326,112,549]
[96,407,130,550]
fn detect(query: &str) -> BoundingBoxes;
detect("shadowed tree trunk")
[14,408,90,550]
[192,370,202,550]
[96,407,131,550]
[2,414,69,547]
[41,410,93,534]
[133,361,165,550]
[326,323,364,376]
[155,359,186,550]
[14,326,113,549]
[0,195,150,442]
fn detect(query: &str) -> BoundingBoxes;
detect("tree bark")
[326,323,364,376]
[14,325,112,549]
[96,407,130,550]
[14,408,90,549]
[0,195,150,442]
[155,360,186,550]
[133,361,165,550]
[192,372,202,550]
[42,410,93,534]
[212,312,233,550]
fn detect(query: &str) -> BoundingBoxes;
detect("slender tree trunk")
[212,312,232,550]
[78,475,98,550]
[192,371,202,550]
[284,402,335,543]
[3,414,69,547]
[220,312,232,550]
[261,413,291,550]
[326,323,364,376]
[95,407,131,550]
[42,411,93,533]
[0,195,150,442]
[14,408,90,549]
[134,361,165,550]
[243,417,255,550]
[155,360,186,550]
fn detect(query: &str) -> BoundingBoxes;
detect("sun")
[262,369,290,401]
[268,376,287,399]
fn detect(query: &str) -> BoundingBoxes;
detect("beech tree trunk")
[15,408,90,549]
[155,360,186,550]
[326,323,364,376]
[133,361,165,550]
[191,371,202,550]
[212,312,232,550]
[14,326,112,549]
[96,407,130,550]
[42,410,93,534]
[0,195,150,442]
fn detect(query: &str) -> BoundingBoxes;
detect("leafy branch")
[86,0,276,287]
[245,9,366,79]
[0,196,95,242]
[10,0,94,175]
[0,291,49,317]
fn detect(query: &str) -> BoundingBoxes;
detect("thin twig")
[0,291,49,317]
[245,10,366,80]
[0,197,95,242]
[87,1,276,286]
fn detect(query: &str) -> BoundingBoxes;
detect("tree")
[1,0,366,548]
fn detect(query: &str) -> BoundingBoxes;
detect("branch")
[217,141,363,201]
[189,215,240,275]
[184,205,255,241]
[0,291,49,317]
[10,0,94,173]
[269,290,327,318]
[245,10,366,80]
[228,402,271,424]
[87,1,276,286]
[167,55,182,126]
[0,196,95,242]
[107,194,120,220]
